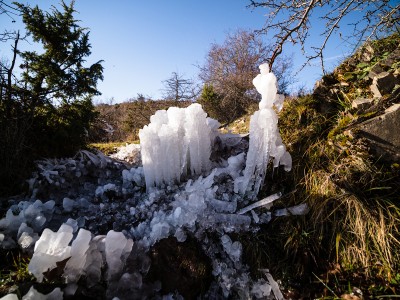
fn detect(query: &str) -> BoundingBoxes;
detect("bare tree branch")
[249,0,400,72]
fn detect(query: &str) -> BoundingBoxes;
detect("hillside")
[241,33,400,296]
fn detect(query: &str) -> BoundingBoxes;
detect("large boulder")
[355,103,400,161]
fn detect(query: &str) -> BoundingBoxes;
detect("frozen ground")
[0,65,308,299]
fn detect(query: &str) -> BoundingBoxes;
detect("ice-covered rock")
[64,228,92,283]
[83,235,105,287]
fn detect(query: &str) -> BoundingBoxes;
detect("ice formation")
[0,64,303,299]
[21,286,63,300]
[235,63,292,197]
[139,103,219,189]
[63,228,92,283]
[105,230,133,281]
[110,143,141,164]
[28,224,73,282]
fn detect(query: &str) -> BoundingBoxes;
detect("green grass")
[0,251,34,297]
[89,141,134,155]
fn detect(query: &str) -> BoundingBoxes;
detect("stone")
[370,72,396,97]
[356,103,400,161]
[361,44,374,62]
[147,237,212,299]
[351,98,374,111]
[380,48,400,69]
[368,64,385,79]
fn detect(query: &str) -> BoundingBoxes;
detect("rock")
[356,103,400,162]
[147,237,212,299]
[380,48,400,69]
[313,80,342,114]
[361,44,374,62]
[370,72,396,97]
[368,64,385,79]
[352,98,374,111]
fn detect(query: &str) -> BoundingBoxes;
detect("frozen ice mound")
[139,103,219,189]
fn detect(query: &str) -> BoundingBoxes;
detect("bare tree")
[249,0,400,73]
[198,29,294,123]
[161,72,197,102]
[0,0,19,23]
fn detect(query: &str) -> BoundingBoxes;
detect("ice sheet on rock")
[64,228,92,283]
[21,286,63,300]
[214,153,245,180]
[105,230,133,281]
[83,235,105,287]
[95,183,118,199]
[28,224,73,282]
[139,103,218,189]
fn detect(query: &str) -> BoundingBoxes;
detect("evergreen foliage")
[0,1,103,196]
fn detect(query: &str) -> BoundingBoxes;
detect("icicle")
[236,192,281,215]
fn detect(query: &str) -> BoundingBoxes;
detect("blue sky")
[1,0,355,103]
